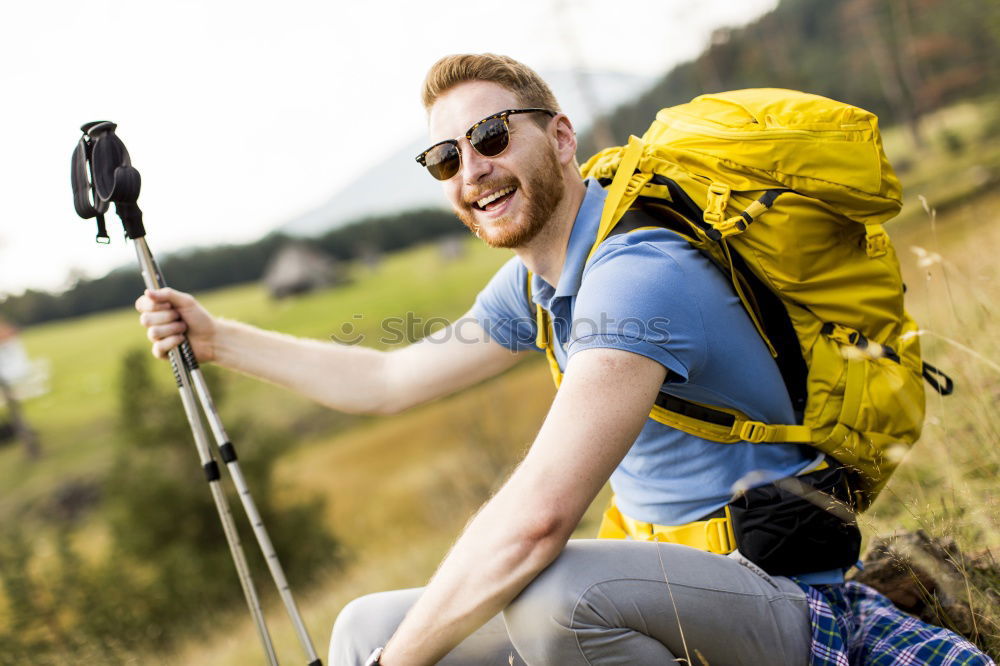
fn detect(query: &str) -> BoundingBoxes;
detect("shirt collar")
[532,178,607,302]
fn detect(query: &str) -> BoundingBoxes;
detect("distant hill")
[280,69,655,237]
[587,0,1000,151]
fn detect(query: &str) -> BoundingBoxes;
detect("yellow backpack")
[547,88,951,509]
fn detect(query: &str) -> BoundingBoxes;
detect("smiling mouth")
[473,186,517,211]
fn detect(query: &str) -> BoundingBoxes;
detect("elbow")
[365,350,431,416]
[501,476,581,565]
[518,510,574,564]
[322,399,394,417]
[366,369,410,416]
[323,389,406,416]
[367,397,407,417]
[342,348,410,416]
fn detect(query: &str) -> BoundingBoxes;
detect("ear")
[551,114,577,167]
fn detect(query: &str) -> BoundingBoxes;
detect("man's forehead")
[427,81,520,141]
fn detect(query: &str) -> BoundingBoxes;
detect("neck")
[514,177,587,286]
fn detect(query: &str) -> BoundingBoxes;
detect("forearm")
[212,318,392,414]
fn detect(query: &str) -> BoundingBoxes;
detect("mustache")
[464,178,520,206]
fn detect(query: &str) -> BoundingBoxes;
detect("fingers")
[135,288,193,313]
[146,320,187,344]
[138,308,179,327]
[149,287,194,307]
[152,334,185,359]
[134,287,204,360]
[135,290,171,313]
[146,318,188,360]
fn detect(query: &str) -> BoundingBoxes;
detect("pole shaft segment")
[135,237,323,666]
[132,241,279,666]
[190,371,323,663]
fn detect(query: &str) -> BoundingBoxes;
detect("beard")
[454,145,565,249]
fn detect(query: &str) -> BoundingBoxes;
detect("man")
[135,55,983,666]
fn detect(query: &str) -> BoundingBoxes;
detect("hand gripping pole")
[72,122,323,666]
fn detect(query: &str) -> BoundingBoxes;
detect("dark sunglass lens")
[425,143,460,180]
[471,117,509,157]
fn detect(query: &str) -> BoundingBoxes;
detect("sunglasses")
[415,108,557,181]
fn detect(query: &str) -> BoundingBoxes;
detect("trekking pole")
[134,237,324,666]
[71,122,323,666]
[70,121,277,665]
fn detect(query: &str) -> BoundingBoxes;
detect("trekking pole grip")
[179,339,200,371]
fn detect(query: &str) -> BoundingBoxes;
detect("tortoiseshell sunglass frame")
[415,108,557,180]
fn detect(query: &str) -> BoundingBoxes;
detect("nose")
[459,138,492,184]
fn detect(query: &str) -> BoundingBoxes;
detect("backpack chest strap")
[649,395,812,444]
[526,271,563,388]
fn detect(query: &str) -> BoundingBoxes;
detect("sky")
[0,0,777,297]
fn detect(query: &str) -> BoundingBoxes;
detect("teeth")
[477,186,515,209]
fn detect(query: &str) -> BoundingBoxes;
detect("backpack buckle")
[706,513,737,554]
[710,215,750,240]
[704,182,732,227]
[624,172,652,198]
[738,420,769,443]
[708,182,731,197]
[865,224,888,258]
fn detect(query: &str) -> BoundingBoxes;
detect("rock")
[850,530,991,638]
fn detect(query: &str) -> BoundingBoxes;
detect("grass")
[4,96,1000,663]
[862,191,1000,653]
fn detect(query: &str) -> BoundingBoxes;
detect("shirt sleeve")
[565,233,709,381]
[470,256,540,353]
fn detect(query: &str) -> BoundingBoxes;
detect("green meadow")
[3,98,1000,663]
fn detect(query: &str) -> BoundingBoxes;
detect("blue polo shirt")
[471,179,818,526]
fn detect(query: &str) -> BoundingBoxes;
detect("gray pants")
[329,540,811,665]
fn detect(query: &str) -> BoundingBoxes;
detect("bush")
[0,351,342,664]
[105,349,343,640]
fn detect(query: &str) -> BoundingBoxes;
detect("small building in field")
[262,242,348,300]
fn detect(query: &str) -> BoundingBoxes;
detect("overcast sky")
[0,0,777,297]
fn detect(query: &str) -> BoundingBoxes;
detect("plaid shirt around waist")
[796,581,994,665]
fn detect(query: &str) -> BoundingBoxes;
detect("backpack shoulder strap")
[586,137,645,266]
